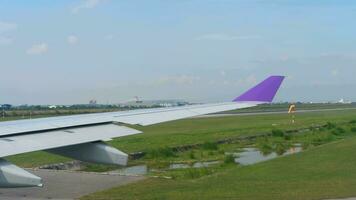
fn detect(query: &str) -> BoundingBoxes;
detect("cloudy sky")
[1,0,356,104]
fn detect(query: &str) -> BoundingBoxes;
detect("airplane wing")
[0,75,285,188]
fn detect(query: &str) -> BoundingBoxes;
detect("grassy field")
[82,131,356,200]
[80,108,356,200]
[2,105,356,199]
[223,103,356,114]
[109,109,356,153]
[5,109,356,168]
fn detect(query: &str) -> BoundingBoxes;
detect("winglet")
[233,75,285,103]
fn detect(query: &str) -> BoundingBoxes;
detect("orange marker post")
[288,104,296,124]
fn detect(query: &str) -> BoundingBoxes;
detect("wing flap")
[0,114,114,137]
[0,124,141,157]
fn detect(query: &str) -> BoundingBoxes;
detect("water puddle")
[170,161,220,169]
[113,165,148,175]
[112,161,221,176]
[40,145,303,177]
[235,146,302,165]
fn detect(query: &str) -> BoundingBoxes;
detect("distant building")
[118,99,190,108]
[48,105,57,109]
[1,104,12,109]
[338,98,352,104]
[159,103,173,107]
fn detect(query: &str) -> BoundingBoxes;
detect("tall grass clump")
[312,133,336,145]
[189,151,196,159]
[272,129,285,137]
[274,142,289,155]
[256,139,273,155]
[146,147,176,159]
[326,122,336,129]
[349,120,356,124]
[202,142,218,150]
[224,154,236,164]
[332,127,346,136]
[184,167,212,179]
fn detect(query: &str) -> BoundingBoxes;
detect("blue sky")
[1,0,356,104]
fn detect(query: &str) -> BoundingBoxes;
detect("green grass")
[2,105,356,199]
[82,136,356,200]
[5,109,356,168]
[222,103,356,114]
[7,152,71,168]
[110,110,356,153]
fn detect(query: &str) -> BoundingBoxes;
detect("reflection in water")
[235,146,302,166]
[170,163,190,169]
[112,161,221,176]
[170,161,220,169]
[114,165,148,175]
[112,146,302,176]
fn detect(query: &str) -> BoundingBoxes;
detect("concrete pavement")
[0,169,145,200]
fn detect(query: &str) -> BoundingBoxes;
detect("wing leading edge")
[0,75,285,187]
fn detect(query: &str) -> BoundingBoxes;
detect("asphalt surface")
[195,107,356,118]
[0,169,145,200]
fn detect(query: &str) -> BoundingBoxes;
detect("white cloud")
[67,35,79,45]
[71,0,105,14]
[196,34,261,41]
[26,43,48,55]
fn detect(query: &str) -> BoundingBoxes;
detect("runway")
[195,107,356,118]
[0,169,145,200]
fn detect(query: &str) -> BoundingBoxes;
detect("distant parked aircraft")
[0,76,285,188]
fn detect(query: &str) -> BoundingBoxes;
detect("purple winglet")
[233,76,285,103]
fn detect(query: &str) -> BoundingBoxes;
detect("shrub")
[284,134,291,141]
[332,127,346,135]
[302,142,311,150]
[224,154,236,164]
[351,127,356,133]
[202,142,218,150]
[312,133,335,145]
[272,129,285,137]
[189,151,195,159]
[326,122,336,129]
[274,143,288,155]
[218,149,225,154]
[146,147,176,158]
[350,120,356,124]
[184,168,212,179]
[258,143,273,156]
[336,127,346,134]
